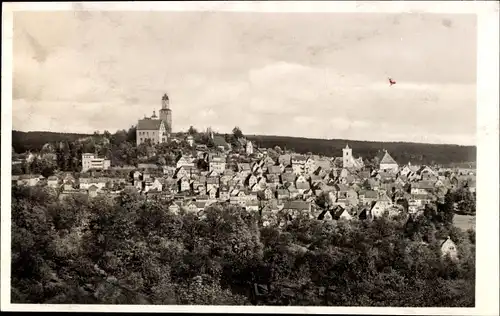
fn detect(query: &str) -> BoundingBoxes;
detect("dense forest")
[11,185,475,306]
[12,130,475,166]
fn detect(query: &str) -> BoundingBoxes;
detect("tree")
[126,126,137,144]
[232,127,244,140]
[111,130,128,146]
[12,163,24,175]
[453,187,475,215]
[188,126,198,136]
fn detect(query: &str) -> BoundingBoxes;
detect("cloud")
[11,11,476,145]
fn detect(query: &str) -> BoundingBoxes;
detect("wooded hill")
[245,135,475,166]
[12,130,475,166]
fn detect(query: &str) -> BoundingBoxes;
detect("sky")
[12,11,477,145]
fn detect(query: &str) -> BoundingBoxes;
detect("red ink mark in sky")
[388,78,396,86]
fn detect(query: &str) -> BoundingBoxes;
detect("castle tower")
[342,144,353,168]
[159,93,172,133]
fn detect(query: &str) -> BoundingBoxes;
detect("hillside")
[12,130,475,166]
[12,131,92,153]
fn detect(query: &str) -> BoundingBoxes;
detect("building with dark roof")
[136,93,172,146]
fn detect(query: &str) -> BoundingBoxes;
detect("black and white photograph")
[1,1,499,314]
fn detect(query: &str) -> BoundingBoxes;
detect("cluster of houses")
[13,139,476,229]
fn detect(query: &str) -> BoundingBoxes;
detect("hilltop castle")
[136,93,173,146]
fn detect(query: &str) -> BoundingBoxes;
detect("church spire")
[161,93,170,109]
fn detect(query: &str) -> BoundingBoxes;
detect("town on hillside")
[12,94,476,240]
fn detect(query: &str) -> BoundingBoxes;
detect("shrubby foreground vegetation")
[12,186,475,306]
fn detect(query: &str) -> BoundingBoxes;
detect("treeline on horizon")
[246,135,476,166]
[12,130,476,166]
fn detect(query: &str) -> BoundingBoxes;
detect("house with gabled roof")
[87,184,100,198]
[379,150,399,173]
[245,174,258,188]
[246,200,260,212]
[206,176,219,192]
[62,179,76,191]
[369,194,394,218]
[262,187,274,200]
[267,165,282,175]
[276,189,290,200]
[283,200,312,213]
[168,202,182,214]
[377,171,395,183]
[62,173,76,184]
[261,156,276,166]
[238,162,251,173]
[358,190,379,205]
[399,163,416,177]
[246,191,259,201]
[218,186,230,201]
[174,166,190,179]
[178,176,191,192]
[315,157,332,172]
[331,206,352,221]
[278,154,292,166]
[207,187,218,200]
[296,180,311,194]
[183,201,200,214]
[411,181,435,195]
[209,155,226,173]
[265,174,280,185]
[304,157,316,174]
[281,173,296,185]
[249,183,261,193]
[145,178,163,193]
[282,165,293,174]
[394,176,407,187]
[438,236,458,261]
[410,193,431,209]
[286,185,299,198]
[46,176,60,188]
[417,165,438,181]
[309,174,324,186]
[206,170,220,178]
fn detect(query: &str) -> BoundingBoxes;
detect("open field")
[453,214,476,231]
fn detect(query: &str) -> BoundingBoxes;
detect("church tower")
[342,144,353,168]
[159,93,172,133]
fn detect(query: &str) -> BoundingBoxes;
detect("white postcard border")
[2,1,499,315]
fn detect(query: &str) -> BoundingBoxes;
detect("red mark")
[388,78,396,86]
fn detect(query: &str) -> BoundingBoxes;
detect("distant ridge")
[243,134,475,166]
[12,130,476,166]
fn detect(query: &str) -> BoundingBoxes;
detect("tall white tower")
[159,93,172,133]
[342,144,353,168]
